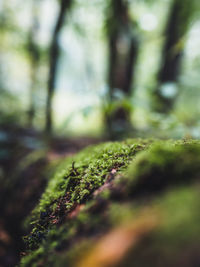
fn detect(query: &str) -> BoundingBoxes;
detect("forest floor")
[19,137,200,267]
[1,126,200,267]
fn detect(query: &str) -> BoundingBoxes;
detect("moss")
[20,139,200,266]
[23,139,151,252]
[124,140,200,196]
[36,139,150,212]
[117,185,200,267]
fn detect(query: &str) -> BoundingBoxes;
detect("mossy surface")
[20,139,200,267]
[36,139,150,211]
[117,186,200,267]
[23,139,151,251]
[124,139,200,196]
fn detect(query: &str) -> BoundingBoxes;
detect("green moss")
[157,186,200,244]
[24,139,151,252]
[119,185,200,267]
[125,140,200,196]
[20,139,200,266]
[36,139,150,212]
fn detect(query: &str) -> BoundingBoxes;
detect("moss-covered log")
[20,139,200,266]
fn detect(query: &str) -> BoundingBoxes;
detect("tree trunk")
[27,0,40,127]
[106,0,139,139]
[45,0,72,134]
[153,0,193,113]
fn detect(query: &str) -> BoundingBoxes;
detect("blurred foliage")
[0,0,199,138]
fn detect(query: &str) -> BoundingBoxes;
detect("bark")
[45,0,72,134]
[106,0,139,139]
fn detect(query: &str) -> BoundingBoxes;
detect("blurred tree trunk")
[27,0,40,127]
[153,0,194,113]
[105,0,139,140]
[45,0,72,134]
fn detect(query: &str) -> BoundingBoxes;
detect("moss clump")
[37,139,150,211]
[24,139,151,251]
[124,139,200,196]
[20,139,200,267]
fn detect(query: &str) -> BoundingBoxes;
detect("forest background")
[0,0,200,139]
